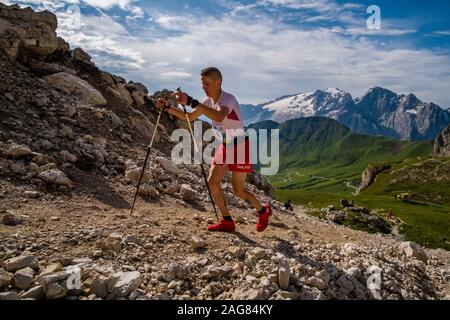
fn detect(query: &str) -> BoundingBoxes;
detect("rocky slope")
[0,3,449,300]
[242,87,450,141]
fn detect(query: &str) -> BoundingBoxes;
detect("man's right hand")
[155,98,169,111]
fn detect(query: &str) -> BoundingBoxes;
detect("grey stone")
[19,285,44,300]
[6,143,33,159]
[180,184,197,201]
[24,190,40,199]
[105,271,142,299]
[0,292,18,300]
[44,72,106,106]
[156,157,179,175]
[278,259,291,291]
[0,268,13,287]
[399,241,427,263]
[13,267,36,290]
[37,169,72,187]
[2,213,24,226]
[3,255,39,272]
[190,236,206,250]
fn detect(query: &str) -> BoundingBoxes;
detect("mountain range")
[247,117,431,173]
[241,87,450,141]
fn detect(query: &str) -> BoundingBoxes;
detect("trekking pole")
[129,99,170,216]
[177,87,219,222]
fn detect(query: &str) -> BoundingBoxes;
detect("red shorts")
[212,139,253,172]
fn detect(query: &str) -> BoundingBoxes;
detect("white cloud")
[126,5,144,20]
[123,16,450,107]
[434,30,450,36]
[8,0,142,15]
[331,26,417,36]
[156,15,189,31]
[261,0,334,11]
[56,10,145,69]
[82,0,135,10]
[161,71,193,79]
[8,0,79,11]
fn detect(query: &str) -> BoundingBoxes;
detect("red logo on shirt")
[227,109,240,121]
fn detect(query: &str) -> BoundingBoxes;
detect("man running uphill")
[155,67,272,233]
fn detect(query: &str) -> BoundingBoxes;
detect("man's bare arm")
[155,94,229,122]
[196,104,229,123]
[164,102,229,122]
[167,106,204,122]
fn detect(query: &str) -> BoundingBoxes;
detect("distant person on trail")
[155,67,272,233]
[387,209,393,220]
[284,200,293,211]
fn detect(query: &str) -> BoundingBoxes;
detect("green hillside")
[249,117,449,250]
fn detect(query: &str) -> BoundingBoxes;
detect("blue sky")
[5,0,450,107]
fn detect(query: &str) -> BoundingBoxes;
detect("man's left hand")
[173,91,188,106]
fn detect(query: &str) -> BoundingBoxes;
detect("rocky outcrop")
[0,3,69,60]
[356,163,391,194]
[319,205,392,234]
[44,72,107,106]
[246,171,274,197]
[433,124,450,157]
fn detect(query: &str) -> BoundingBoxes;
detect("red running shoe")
[208,218,236,232]
[256,205,272,232]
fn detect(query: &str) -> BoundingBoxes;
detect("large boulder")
[180,184,198,201]
[129,110,159,142]
[44,72,107,106]
[156,157,179,175]
[105,271,142,299]
[0,3,68,60]
[433,124,450,157]
[71,47,93,65]
[125,165,152,187]
[356,163,391,194]
[37,169,73,187]
[399,241,428,263]
[12,267,35,290]
[6,143,34,159]
[125,81,148,107]
[2,255,39,272]
[40,269,77,300]
[0,268,13,288]
[246,171,274,197]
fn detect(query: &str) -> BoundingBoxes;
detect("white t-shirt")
[202,90,245,140]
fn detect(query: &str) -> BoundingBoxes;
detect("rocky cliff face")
[0,3,68,60]
[433,124,450,157]
[350,87,450,141]
[356,163,391,195]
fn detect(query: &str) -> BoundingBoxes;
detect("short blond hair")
[201,67,222,82]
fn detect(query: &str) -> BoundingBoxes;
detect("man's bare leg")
[207,164,230,218]
[231,171,263,212]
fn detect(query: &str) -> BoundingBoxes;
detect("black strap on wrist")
[191,99,200,108]
[186,95,193,106]
[186,95,200,108]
